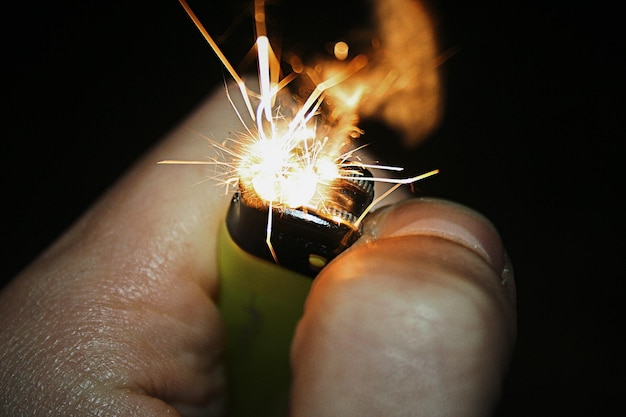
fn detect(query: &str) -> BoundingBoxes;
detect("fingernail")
[364,198,506,274]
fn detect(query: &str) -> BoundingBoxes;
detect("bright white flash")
[165,0,437,215]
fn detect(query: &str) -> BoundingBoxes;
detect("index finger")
[0,88,240,415]
[43,87,239,296]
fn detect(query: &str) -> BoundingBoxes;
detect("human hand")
[0,89,516,416]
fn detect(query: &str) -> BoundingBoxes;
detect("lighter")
[217,166,374,416]
[171,2,412,413]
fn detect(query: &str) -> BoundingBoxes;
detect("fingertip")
[363,198,516,310]
[364,198,508,278]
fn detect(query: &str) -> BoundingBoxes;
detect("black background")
[2,1,622,415]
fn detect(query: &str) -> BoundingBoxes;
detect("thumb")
[290,198,516,416]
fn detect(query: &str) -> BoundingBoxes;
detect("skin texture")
[0,88,516,417]
[292,200,516,416]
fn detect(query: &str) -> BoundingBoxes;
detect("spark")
[178,0,256,121]
[158,160,216,165]
[166,0,439,257]
[351,168,440,185]
[266,201,278,263]
[353,169,440,228]
[334,41,350,61]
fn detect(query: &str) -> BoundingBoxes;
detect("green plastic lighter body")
[218,223,312,417]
